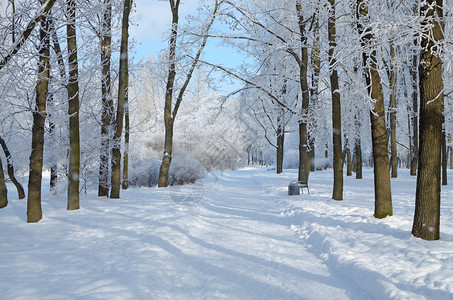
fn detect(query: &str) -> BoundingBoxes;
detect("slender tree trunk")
[310,8,320,174]
[98,0,113,197]
[296,2,310,183]
[328,0,343,200]
[27,4,50,222]
[449,146,453,170]
[0,136,25,199]
[158,2,178,188]
[0,156,7,208]
[357,0,392,218]
[355,138,362,179]
[276,124,284,174]
[442,128,447,185]
[345,135,352,176]
[158,0,220,187]
[412,0,443,241]
[49,17,66,192]
[66,0,80,210]
[122,80,130,190]
[411,42,419,176]
[389,44,398,178]
[110,0,132,198]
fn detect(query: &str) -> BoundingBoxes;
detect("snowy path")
[1,167,453,299]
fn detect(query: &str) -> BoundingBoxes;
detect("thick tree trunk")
[0,136,25,199]
[110,0,132,198]
[389,44,398,178]
[27,5,50,222]
[412,0,443,241]
[329,0,343,200]
[357,0,392,218]
[310,8,321,174]
[98,0,113,197]
[0,157,7,208]
[66,0,80,210]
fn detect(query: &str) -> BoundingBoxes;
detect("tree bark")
[66,0,80,210]
[328,0,343,200]
[296,2,310,184]
[410,40,419,176]
[0,136,25,199]
[355,138,362,179]
[345,135,352,176]
[27,4,50,222]
[412,0,443,241]
[98,0,113,197]
[442,128,447,186]
[110,0,132,198]
[0,156,7,209]
[389,44,398,178]
[122,77,130,190]
[276,124,284,174]
[357,0,392,218]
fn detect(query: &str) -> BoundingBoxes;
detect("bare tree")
[158,0,223,187]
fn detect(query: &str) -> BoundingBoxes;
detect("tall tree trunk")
[296,2,310,183]
[357,0,392,218]
[412,0,443,241]
[0,156,7,208]
[49,17,66,192]
[389,44,398,178]
[410,39,419,176]
[158,2,179,188]
[122,80,130,190]
[66,0,80,210]
[110,0,132,198]
[328,0,343,200]
[158,0,220,187]
[27,4,50,222]
[98,0,113,197]
[310,9,320,173]
[0,136,25,199]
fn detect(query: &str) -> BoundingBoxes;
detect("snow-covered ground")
[1,167,452,299]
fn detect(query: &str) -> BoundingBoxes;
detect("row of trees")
[203,0,447,241]
[0,0,449,241]
[0,0,132,221]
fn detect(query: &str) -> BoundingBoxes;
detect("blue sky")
[130,0,246,94]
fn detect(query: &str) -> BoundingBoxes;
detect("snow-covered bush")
[129,156,207,187]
